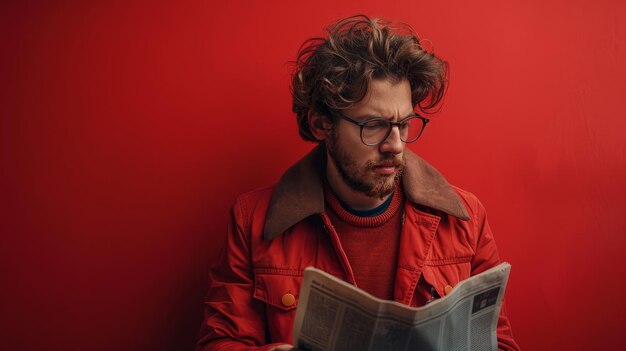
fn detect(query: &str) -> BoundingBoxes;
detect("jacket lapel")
[263,145,326,241]
[402,151,469,221]
[263,145,469,240]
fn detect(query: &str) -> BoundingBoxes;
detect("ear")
[308,113,333,141]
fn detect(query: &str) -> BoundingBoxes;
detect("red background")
[2,1,625,350]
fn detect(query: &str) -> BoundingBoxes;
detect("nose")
[378,125,403,155]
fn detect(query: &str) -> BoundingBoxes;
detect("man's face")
[326,78,413,200]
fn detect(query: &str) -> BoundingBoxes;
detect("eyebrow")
[355,112,417,121]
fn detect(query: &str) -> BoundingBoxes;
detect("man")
[196,15,520,351]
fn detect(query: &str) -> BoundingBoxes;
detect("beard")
[325,133,405,200]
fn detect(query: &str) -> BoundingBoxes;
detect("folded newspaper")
[293,262,511,351]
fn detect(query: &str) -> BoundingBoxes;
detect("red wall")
[2,1,625,350]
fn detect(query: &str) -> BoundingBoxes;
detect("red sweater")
[324,183,404,300]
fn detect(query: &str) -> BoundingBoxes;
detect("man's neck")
[325,162,392,211]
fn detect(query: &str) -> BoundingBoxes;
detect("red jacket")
[196,145,520,351]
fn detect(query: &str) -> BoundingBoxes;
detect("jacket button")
[444,285,453,296]
[281,293,296,307]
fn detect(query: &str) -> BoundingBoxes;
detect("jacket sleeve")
[195,199,286,351]
[468,194,522,351]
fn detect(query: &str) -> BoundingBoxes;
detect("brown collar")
[263,144,470,240]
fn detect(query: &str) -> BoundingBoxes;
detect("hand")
[269,344,294,351]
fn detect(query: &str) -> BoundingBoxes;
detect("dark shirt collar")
[341,191,394,217]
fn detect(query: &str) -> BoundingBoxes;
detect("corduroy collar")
[263,144,469,240]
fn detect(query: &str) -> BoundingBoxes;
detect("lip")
[373,165,398,175]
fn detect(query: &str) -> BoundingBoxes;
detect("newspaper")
[292,262,511,351]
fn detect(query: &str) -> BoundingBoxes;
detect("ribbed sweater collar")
[324,181,404,228]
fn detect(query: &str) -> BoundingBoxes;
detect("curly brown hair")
[291,15,449,142]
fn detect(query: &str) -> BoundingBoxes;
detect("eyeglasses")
[333,112,430,146]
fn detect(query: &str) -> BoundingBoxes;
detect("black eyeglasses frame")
[333,112,430,146]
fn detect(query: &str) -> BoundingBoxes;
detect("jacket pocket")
[421,256,472,299]
[253,272,302,311]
